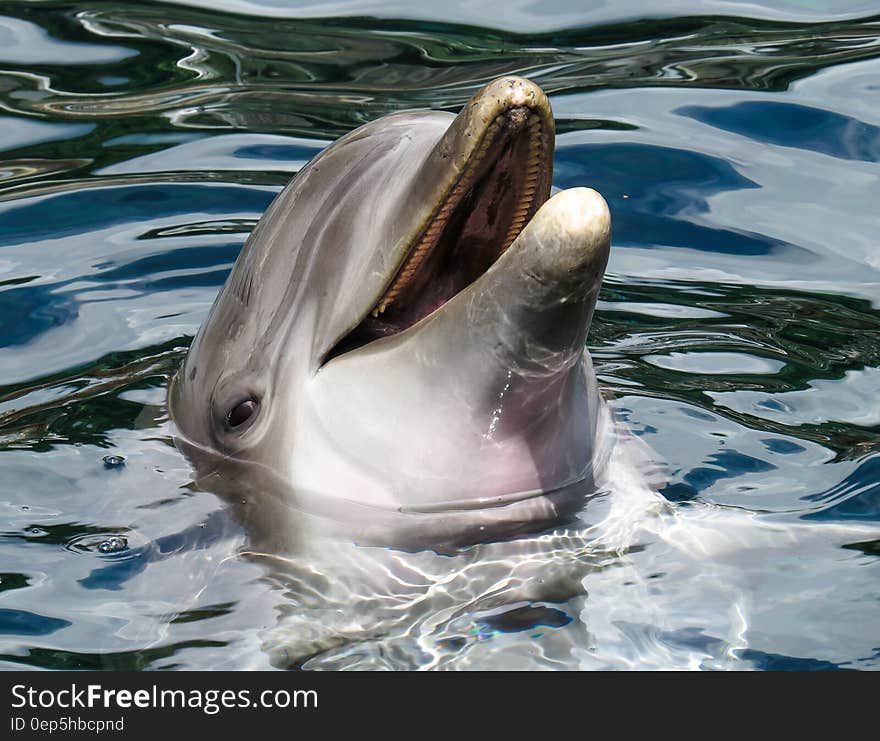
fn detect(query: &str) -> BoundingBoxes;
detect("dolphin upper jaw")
[318,76,556,366]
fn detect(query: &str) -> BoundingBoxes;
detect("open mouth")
[324,99,554,364]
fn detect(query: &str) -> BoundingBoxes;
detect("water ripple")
[0,0,878,669]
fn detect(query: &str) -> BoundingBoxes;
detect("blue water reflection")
[679,102,880,162]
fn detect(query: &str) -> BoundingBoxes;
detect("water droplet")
[98,536,128,554]
[102,455,126,468]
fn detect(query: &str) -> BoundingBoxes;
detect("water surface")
[0,0,879,670]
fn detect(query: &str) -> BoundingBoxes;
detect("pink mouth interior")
[325,114,545,363]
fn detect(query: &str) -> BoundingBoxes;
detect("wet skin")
[168,76,613,552]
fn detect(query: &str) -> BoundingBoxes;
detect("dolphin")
[168,76,620,554]
[163,79,880,667]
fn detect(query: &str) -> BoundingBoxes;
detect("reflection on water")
[0,1,878,669]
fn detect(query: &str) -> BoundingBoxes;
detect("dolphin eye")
[227,398,258,428]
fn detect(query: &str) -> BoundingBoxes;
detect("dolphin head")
[169,76,612,549]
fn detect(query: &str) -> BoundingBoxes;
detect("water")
[1,0,879,670]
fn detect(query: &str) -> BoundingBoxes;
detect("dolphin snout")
[476,76,550,120]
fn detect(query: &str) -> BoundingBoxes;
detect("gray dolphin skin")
[168,76,616,553]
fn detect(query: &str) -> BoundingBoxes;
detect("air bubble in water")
[98,537,128,554]
[102,455,126,468]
